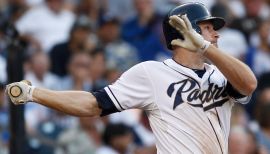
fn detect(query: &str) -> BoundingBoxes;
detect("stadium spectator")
[24,51,59,135]
[230,0,264,44]
[253,73,270,120]
[15,0,75,52]
[231,104,249,127]
[245,20,270,77]
[98,15,139,73]
[105,0,135,22]
[255,103,270,153]
[88,48,107,91]
[25,51,60,90]
[60,52,92,91]
[211,2,248,60]
[96,123,134,154]
[75,0,106,31]
[121,0,170,61]
[229,126,263,154]
[50,16,94,77]
[55,117,102,154]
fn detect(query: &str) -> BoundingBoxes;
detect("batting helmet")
[163,2,226,50]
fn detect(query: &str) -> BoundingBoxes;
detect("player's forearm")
[32,88,102,117]
[204,45,257,95]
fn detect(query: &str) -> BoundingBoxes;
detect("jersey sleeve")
[92,88,120,116]
[94,63,154,116]
[226,81,251,104]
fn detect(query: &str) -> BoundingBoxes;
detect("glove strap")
[27,86,35,101]
[198,41,211,54]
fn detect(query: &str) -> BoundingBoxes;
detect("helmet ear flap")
[197,28,201,34]
[162,15,185,50]
[192,21,201,34]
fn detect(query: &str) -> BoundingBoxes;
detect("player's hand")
[6,80,35,105]
[169,14,210,53]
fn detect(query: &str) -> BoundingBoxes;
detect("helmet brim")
[197,17,226,31]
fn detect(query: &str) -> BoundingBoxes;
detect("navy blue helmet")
[163,2,225,50]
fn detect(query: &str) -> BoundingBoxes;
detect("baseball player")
[6,3,257,154]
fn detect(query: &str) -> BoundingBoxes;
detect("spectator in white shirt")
[15,0,75,52]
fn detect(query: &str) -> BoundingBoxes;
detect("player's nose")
[213,30,220,39]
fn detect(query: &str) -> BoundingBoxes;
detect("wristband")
[198,40,210,54]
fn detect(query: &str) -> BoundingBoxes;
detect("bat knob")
[9,80,31,98]
[10,85,22,97]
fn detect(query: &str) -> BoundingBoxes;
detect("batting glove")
[169,14,210,54]
[6,80,35,105]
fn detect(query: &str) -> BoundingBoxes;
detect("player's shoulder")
[124,60,164,75]
[118,61,163,81]
[133,60,164,68]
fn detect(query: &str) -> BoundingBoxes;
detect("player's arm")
[6,81,102,117]
[33,88,102,117]
[204,45,257,96]
[168,15,257,96]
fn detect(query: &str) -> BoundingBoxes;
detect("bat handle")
[9,80,32,98]
[10,85,22,97]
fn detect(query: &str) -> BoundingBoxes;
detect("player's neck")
[172,48,205,70]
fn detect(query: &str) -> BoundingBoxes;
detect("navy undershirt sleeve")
[226,82,246,99]
[92,89,120,116]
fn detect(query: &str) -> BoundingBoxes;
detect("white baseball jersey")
[93,59,250,154]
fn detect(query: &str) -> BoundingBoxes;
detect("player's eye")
[205,26,210,30]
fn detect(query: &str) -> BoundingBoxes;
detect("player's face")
[198,21,220,47]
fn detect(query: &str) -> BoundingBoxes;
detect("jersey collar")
[163,59,214,81]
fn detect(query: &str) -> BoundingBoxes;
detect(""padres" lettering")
[167,78,227,109]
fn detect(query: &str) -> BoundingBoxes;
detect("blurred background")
[0,0,269,154]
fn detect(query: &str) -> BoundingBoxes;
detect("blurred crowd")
[0,0,269,154]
